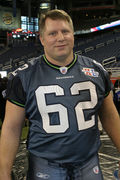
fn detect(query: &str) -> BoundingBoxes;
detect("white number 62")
[35,81,97,133]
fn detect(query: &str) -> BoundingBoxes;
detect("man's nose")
[57,32,64,40]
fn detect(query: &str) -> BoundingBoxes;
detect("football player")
[0,9,120,180]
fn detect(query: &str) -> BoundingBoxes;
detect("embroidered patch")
[82,68,99,77]
[60,67,68,74]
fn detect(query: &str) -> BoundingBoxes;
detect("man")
[0,9,120,180]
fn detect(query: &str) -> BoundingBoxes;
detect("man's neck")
[45,53,74,67]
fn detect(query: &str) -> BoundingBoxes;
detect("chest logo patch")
[82,68,99,77]
[59,67,68,74]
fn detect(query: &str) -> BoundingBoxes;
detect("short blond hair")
[39,9,74,36]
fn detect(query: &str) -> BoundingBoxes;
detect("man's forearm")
[99,93,120,152]
[0,123,22,179]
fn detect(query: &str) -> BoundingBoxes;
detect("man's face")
[40,18,74,62]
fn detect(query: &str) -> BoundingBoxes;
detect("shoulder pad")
[11,63,29,76]
[93,60,106,71]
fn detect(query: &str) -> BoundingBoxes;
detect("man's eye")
[62,30,69,34]
[49,32,56,36]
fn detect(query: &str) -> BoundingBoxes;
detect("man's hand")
[0,174,12,180]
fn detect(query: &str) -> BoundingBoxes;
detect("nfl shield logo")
[60,67,68,74]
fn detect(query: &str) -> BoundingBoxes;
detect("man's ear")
[39,35,44,46]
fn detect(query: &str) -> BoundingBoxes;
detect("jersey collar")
[42,54,77,74]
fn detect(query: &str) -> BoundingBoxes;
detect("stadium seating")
[0,31,120,73]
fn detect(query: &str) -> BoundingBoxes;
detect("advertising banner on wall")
[0,6,21,30]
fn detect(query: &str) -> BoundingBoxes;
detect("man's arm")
[99,92,120,151]
[0,100,25,180]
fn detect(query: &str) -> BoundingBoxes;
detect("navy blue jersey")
[6,54,111,164]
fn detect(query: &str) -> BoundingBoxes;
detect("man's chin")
[56,52,70,59]
[56,54,68,61]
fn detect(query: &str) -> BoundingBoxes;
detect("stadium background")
[0,0,120,179]
[0,0,120,82]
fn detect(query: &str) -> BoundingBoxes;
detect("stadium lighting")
[40,3,50,9]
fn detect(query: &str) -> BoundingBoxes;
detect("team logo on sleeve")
[82,68,99,77]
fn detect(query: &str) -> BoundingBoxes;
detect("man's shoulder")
[10,55,43,78]
[77,54,106,71]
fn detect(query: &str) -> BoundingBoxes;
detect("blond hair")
[39,9,74,36]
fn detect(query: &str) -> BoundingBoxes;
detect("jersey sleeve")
[6,75,26,107]
[93,59,112,97]
[103,71,112,97]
